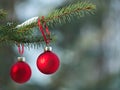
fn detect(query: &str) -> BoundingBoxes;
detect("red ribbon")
[18,44,24,55]
[38,16,50,45]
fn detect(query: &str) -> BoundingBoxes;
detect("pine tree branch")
[0,9,7,20]
[16,1,96,32]
[0,1,96,46]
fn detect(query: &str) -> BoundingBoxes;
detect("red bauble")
[37,51,60,74]
[10,61,31,84]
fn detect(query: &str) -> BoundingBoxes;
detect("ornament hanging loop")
[38,16,51,46]
[18,44,24,56]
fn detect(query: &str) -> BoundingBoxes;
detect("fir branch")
[16,1,96,32]
[0,9,7,20]
[0,1,96,46]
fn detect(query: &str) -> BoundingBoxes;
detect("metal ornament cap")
[44,46,52,51]
[18,57,25,62]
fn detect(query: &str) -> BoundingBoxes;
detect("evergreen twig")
[0,1,96,46]
[17,1,96,32]
[0,9,7,19]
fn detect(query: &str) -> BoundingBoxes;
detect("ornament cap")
[18,57,25,62]
[44,46,52,51]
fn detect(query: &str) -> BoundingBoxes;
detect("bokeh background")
[1,0,120,90]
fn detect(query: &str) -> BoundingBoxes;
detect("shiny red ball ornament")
[10,57,31,84]
[37,47,60,74]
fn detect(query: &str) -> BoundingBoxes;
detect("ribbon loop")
[18,44,24,55]
[38,16,50,45]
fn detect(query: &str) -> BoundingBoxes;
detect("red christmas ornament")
[10,57,31,84]
[37,47,60,74]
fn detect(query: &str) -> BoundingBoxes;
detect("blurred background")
[0,0,120,90]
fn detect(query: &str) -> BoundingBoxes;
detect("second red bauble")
[10,61,31,84]
[37,51,60,74]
